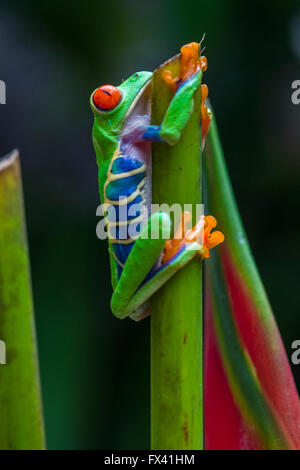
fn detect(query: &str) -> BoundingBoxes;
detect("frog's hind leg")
[128,213,202,321]
[128,243,199,321]
[111,211,172,319]
[127,212,224,321]
[111,211,200,321]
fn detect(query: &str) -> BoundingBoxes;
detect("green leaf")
[0,151,45,450]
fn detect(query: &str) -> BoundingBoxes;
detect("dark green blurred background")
[0,0,299,449]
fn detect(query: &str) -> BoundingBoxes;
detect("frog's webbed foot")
[162,42,207,91]
[111,211,223,321]
[162,212,224,264]
[162,41,212,139]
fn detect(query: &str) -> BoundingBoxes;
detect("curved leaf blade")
[203,115,300,450]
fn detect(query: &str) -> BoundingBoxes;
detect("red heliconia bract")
[203,116,300,450]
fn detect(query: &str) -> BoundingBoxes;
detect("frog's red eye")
[93,85,122,110]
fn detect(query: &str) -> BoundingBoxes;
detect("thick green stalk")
[0,151,45,449]
[151,57,203,450]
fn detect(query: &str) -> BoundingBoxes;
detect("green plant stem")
[151,56,203,450]
[0,150,45,449]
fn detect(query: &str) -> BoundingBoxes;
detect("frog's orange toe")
[202,216,225,258]
[162,41,208,93]
[162,213,224,263]
[161,70,177,93]
[201,84,212,139]
[180,42,200,82]
[200,55,208,72]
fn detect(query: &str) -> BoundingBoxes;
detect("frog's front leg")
[122,43,209,150]
[161,41,212,141]
[121,68,204,150]
[143,69,202,145]
[111,211,223,321]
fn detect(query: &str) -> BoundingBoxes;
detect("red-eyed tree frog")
[90,42,224,321]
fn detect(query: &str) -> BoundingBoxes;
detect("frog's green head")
[90,71,152,160]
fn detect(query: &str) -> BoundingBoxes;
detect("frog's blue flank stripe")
[104,144,146,277]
